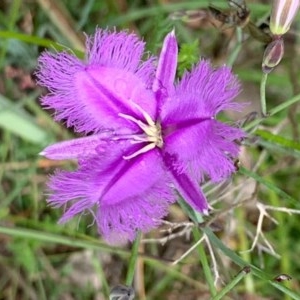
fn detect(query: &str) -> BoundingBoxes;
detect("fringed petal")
[153,30,177,112]
[86,29,155,85]
[98,180,175,245]
[36,29,156,134]
[161,59,245,183]
[47,148,176,245]
[162,60,243,123]
[163,152,208,213]
[40,133,112,160]
[164,118,244,182]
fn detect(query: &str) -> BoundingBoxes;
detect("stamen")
[130,101,155,126]
[118,113,149,132]
[118,101,164,159]
[123,143,156,160]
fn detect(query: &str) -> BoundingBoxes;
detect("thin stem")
[268,189,292,300]
[236,208,255,293]
[244,92,300,132]
[211,266,251,300]
[260,73,268,117]
[269,93,300,116]
[227,27,243,67]
[193,228,217,296]
[91,251,110,298]
[125,231,142,286]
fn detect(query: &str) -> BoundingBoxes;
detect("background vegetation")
[1,0,300,299]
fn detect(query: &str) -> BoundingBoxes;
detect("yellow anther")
[118,102,163,159]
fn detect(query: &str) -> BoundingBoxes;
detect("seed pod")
[262,38,284,73]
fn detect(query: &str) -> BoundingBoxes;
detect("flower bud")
[270,0,300,35]
[262,38,284,73]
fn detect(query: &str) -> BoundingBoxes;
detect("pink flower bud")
[262,38,285,73]
[270,0,300,35]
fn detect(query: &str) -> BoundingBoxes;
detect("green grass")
[1,0,300,299]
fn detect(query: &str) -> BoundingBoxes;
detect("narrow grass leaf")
[239,167,296,204]
[0,95,49,144]
[0,31,83,58]
[256,129,300,151]
[211,266,251,300]
[203,228,300,299]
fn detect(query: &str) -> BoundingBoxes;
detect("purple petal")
[153,30,177,112]
[162,60,242,123]
[36,29,156,134]
[97,179,175,245]
[161,59,244,182]
[47,149,176,245]
[38,65,156,134]
[79,67,157,128]
[164,118,244,182]
[163,152,208,213]
[40,133,113,160]
[86,29,155,86]
[36,51,84,93]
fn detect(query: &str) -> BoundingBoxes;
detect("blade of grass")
[203,227,300,299]
[268,189,293,300]
[178,198,300,298]
[125,232,141,286]
[255,129,300,151]
[0,95,49,145]
[0,0,22,69]
[36,0,85,51]
[239,167,296,204]
[211,266,251,300]
[193,228,217,296]
[0,31,83,57]
[235,208,255,293]
[227,27,243,67]
[0,226,204,290]
[244,93,300,132]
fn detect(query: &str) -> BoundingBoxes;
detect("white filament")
[118,102,163,160]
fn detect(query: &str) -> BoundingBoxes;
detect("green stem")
[193,228,217,296]
[236,208,255,293]
[204,227,300,299]
[268,186,292,300]
[269,93,300,116]
[227,27,243,67]
[125,231,141,286]
[177,200,217,295]
[211,266,251,300]
[91,251,110,298]
[260,73,268,117]
[244,93,300,132]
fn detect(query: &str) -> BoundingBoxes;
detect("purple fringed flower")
[37,29,244,245]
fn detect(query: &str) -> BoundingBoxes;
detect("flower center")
[118,102,163,160]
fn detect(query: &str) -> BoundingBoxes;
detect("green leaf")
[8,239,38,276]
[204,228,300,299]
[0,31,83,58]
[178,198,300,298]
[256,129,300,151]
[0,95,49,144]
[178,40,200,76]
[239,167,297,204]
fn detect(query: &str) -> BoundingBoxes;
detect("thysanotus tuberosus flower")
[37,29,244,245]
[270,0,300,36]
